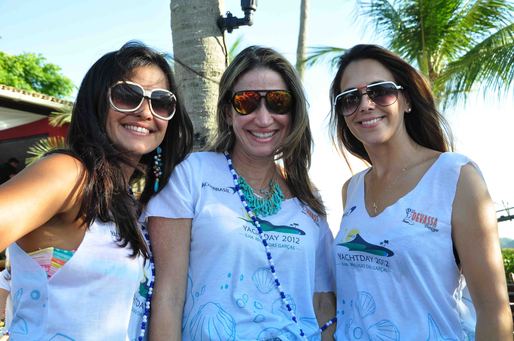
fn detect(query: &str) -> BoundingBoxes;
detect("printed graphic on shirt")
[426,314,458,341]
[301,205,321,227]
[183,270,319,341]
[340,291,399,341]
[338,230,394,257]
[402,208,439,232]
[239,212,308,252]
[343,206,356,217]
[201,181,237,194]
[336,229,394,273]
[240,216,305,235]
[189,302,237,340]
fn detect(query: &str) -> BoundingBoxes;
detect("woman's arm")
[314,291,336,340]
[148,217,192,341]
[452,163,513,340]
[0,153,85,251]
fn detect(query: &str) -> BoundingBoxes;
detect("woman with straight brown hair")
[146,46,336,341]
[330,44,511,340]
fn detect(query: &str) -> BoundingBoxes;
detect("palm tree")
[169,0,226,148]
[296,0,309,79]
[306,0,514,106]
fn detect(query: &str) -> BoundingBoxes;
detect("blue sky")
[1,0,513,235]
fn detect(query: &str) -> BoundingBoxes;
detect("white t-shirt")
[334,152,477,340]
[145,151,335,341]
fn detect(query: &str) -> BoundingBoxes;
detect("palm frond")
[228,35,244,64]
[438,23,514,105]
[303,46,346,69]
[25,136,66,165]
[440,0,513,62]
[49,105,73,127]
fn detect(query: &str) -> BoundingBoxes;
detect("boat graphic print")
[338,233,394,257]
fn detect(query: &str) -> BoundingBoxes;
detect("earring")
[406,108,412,113]
[153,146,163,192]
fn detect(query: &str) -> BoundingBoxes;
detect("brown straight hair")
[329,44,453,165]
[209,45,325,216]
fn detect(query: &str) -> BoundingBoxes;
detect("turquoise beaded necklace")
[237,175,284,217]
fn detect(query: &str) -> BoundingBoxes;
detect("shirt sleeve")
[314,218,336,293]
[143,155,198,220]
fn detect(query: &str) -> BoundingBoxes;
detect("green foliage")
[49,105,73,127]
[358,0,514,106]
[0,51,74,98]
[25,136,66,165]
[304,46,346,69]
[228,35,244,64]
[305,0,514,107]
[502,248,514,282]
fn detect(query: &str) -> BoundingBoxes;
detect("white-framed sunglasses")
[108,81,177,120]
[333,81,404,117]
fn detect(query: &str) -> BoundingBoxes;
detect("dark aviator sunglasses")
[231,90,293,115]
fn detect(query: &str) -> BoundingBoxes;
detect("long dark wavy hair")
[65,41,193,257]
[209,45,325,216]
[329,44,453,164]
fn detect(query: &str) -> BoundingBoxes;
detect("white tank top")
[7,220,141,340]
[334,152,476,340]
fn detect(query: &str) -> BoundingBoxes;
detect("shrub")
[502,248,514,282]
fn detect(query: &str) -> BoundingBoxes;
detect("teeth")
[252,131,274,138]
[124,125,150,134]
[361,118,381,127]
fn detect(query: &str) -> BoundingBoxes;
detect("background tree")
[0,51,74,98]
[169,0,227,148]
[295,0,309,79]
[306,0,514,106]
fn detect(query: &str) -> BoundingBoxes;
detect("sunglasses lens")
[232,91,260,115]
[337,91,361,116]
[367,83,399,106]
[110,83,143,111]
[150,90,177,119]
[266,91,293,114]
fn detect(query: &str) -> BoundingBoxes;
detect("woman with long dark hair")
[0,41,193,339]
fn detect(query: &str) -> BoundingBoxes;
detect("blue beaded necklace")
[138,223,155,341]
[224,152,336,338]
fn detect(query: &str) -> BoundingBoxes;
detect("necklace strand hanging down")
[224,152,336,338]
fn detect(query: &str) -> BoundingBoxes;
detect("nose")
[253,98,274,125]
[358,91,376,112]
[135,96,153,120]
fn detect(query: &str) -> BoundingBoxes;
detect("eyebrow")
[341,80,388,93]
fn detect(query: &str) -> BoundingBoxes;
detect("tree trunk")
[295,0,309,79]
[170,0,227,148]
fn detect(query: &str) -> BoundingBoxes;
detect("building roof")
[0,84,74,131]
[0,84,74,111]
